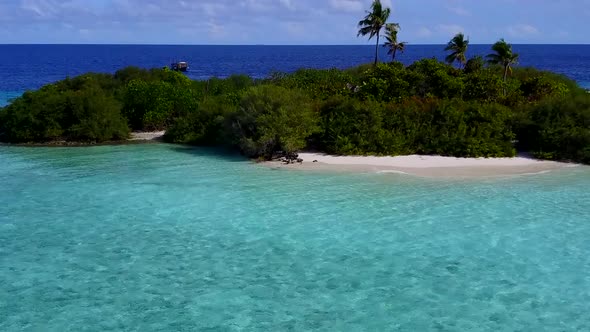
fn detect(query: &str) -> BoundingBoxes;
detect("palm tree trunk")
[392,48,397,61]
[374,33,380,65]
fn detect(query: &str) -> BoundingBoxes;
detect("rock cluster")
[273,151,303,164]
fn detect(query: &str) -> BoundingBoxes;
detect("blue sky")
[0,0,589,44]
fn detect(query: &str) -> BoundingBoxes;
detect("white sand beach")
[265,153,575,177]
[129,131,165,141]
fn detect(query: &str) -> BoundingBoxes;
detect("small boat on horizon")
[170,61,188,72]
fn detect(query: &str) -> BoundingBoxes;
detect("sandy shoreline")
[129,131,166,141]
[264,153,576,177]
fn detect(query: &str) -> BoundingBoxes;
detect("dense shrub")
[164,95,234,145]
[463,69,504,102]
[512,67,581,93]
[1,63,588,163]
[416,101,515,157]
[0,83,128,143]
[317,96,515,157]
[356,62,411,101]
[464,56,485,74]
[63,89,129,142]
[520,76,569,101]
[514,94,590,162]
[271,68,355,99]
[114,66,193,86]
[122,80,199,130]
[194,75,254,97]
[317,96,388,155]
[228,85,319,158]
[407,59,464,98]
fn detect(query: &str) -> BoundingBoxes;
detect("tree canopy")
[383,23,407,61]
[1,59,588,164]
[445,33,470,68]
[487,38,520,82]
[358,0,391,65]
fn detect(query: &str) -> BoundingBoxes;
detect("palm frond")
[357,26,374,37]
[445,54,457,64]
[444,33,469,65]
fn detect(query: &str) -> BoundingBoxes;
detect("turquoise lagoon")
[1,144,589,331]
[0,92,22,107]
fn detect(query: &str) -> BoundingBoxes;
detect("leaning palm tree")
[358,0,391,65]
[383,23,407,61]
[444,33,469,68]
[487,38,519,82]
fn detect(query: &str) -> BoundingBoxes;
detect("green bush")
[463,69,504,102]
[418,101,515,157]
[356,62,411,101]
[114,67,192,85]
[164,95,234,145]
[514,94,590,163]
[228,85,319,158]
[64,89,129,142]
[512,67,581,93]
[464,56,485,74]
[520,76,569,101]
[0,83,128,143]
[272,68,355,99]
[1,63,587,163]
[407,58,464,98]
[317,96,389,155]
[317,96,515,157]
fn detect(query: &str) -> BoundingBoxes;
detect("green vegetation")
[0,74,129,143]
[0,0,588,164]
[1,57,588,163]
[514,93,590,163]
[228,86,319,159]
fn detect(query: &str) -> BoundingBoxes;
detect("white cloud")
[380,0,393,10]
[207,20,226,38]
[283,21,305,36]
[417,26,432,37]
[0,0,581,44]
[201,3,228,17]
[507,24,539,37]
[437,24,464,36]
[279,0,295,11]
[239,0,271,12]
[447,6,470,16]
[554,30,569,38]
[329,0,363,13]
[20,0,57,18]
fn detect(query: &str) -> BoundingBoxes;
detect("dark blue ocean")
[1,44,589,106]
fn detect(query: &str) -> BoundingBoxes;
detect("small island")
[0,0,589,167]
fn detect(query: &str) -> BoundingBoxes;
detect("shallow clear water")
[1,144,590,331]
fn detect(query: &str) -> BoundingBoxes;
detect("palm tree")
[444,33,469,68]
[358,0,391,65]
[487,38,519,83]
[383,23,407,61]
